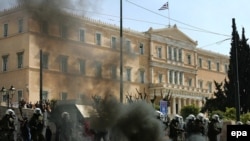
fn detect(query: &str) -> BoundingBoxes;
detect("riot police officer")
[0,109,16,141]
[185,113,207,141]
[169,114,184,141]
[29,108,45,141]
[193,113,206,135]
[208,114,222,141]
[184,114,196,139]
[58,112,74,141]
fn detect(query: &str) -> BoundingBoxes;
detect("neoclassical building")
[0,6,228,116]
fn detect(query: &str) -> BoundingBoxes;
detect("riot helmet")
[34,108,42,115]
[236,121,243,125]
[173,114,182,122]
[61,112,70,120]
[212,114,220,122]
[196,113,205,121]
[5,109,15,116]
[186,114,196,121]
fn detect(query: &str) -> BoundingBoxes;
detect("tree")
[224,19,250,114]
[203,19,250,118]
[224,18,240,110]
[201,81,227,113]
[240,28,250,113]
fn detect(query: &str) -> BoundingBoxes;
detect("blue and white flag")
[159,2,168,10]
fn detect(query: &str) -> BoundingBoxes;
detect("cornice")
[150,61,197,74]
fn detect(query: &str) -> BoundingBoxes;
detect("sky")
[87,0,250,56]
[1,0,250,56]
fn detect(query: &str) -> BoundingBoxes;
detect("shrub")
[223,107,236,120]
[240,113,250,123]
[180,105,200,119]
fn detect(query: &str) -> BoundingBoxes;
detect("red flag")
[159,2,168,10]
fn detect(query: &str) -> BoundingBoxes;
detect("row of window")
[156,46,183,62]
[4,19,227,73]
[2,52,24,71]
[158,70,184,85]
[41,22,145,54]
[2,19,23,37]
[1,89,23,103]
[1,52,146,83]
[157,70,212,92]
[1,90,73,104]
[156,46,228,72]
[1,51,215,91]
[2,21,146,55]
[198,58,228,72]
[80,29,145,54]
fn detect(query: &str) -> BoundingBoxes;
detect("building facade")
[0,6,228,116]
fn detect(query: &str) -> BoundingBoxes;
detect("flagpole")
[159,1,170,28]
[168,1,170,27]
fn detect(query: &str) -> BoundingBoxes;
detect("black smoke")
[90,94,166,141]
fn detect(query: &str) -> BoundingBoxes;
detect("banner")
[160,100,168,114]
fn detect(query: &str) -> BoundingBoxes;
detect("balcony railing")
[149,83,210,94]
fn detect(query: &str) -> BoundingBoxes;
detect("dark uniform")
[0,109,16,141]
[208,114,222,141]
[184,114,196,139]
[29,108,45,141]
[193,113,205,135]
[169,115,184,141]
[19,116,31,141]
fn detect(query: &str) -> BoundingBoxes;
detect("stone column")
[172,97,176,115]
[172,71,175,84]
[177,72,180,85]
[150,67,154,83]
[183,98,186,106]
[198,99,203,108]
[178,97,182,114]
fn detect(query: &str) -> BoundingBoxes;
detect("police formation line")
[166,113,222,141]
[0,109,225,141]
[0,108,48,141]
[0,108,106,141]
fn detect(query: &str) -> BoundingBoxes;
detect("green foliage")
[201,81,227,113]
[209,110,224,120]
[223,107,236,120]
[180,105,200,119]
[225,19,250,113]
[154,104,160,111]
[240,113,250,123]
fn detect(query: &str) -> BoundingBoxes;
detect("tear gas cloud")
[90,94,166,141]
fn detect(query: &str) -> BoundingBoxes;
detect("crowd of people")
[1,98,248,141]
[0,108,49,141]
[19,99,52,112]
[166,113,223,141]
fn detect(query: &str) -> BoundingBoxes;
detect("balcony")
[149,83,210,94]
